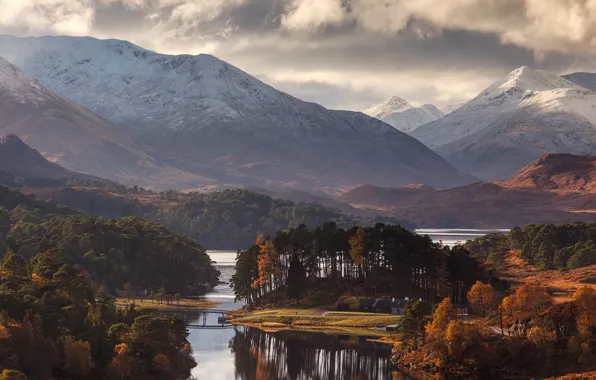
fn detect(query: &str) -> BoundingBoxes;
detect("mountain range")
[0,34,473,192]
[5,134,595,230]
[412,66,596,180]
[363,96,444,133]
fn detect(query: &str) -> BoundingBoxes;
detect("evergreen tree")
[287,255,307,300]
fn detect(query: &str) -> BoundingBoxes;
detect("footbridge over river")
[159,308,240,329]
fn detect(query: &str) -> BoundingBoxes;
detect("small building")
[454,303,469,316]
[390,298,408,315]
[372,299,392,313]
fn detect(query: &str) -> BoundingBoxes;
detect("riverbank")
[229,308,402,339]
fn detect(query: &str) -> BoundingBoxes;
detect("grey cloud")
[2,0,596,110]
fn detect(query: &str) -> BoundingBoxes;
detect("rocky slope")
[495,153,596,194]
[0,35,474,191]
[412,66,596,180]
[363,96,444,133]
[337,154,596,227]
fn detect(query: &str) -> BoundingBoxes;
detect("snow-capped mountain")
[0,56,206,188]
[363,97,444,133]
[412,66,596,180]
[0,35,475,191]
[364,96,412,119]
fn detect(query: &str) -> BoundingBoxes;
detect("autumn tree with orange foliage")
[501,284,552,336]
[573,286,596,339]
[0,370,28,380]
[108,343,135,380]
[62,336,94,377]
[445,319,481,362]
[251,234,282,303]
[425,297,457,352]
[467,281,499,316]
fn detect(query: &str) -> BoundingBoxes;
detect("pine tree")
[287,255,307,301]
[400,299,430,348]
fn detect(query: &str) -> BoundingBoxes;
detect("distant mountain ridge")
[363,96,444,133]
[0,35,474,191]
[412,66,596,180]
[495,153,596,194]
[562,72,596,91]
[337,153,596,228]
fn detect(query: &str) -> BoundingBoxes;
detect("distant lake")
[416,228,509,246]
[190,229,503,379]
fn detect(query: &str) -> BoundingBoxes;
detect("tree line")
[46,184,415,249]
[231,222,503,309]
[465,222,596,271]
[0,184,219,296]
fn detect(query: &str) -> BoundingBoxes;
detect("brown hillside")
[495,153,596,194]
[336,154,596,228]
[499,250,596,304]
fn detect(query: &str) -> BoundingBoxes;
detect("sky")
[2,0,596,111]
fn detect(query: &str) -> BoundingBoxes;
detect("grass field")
[230,307,401,338]
[114,297,220,310]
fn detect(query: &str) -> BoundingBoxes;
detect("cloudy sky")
[2,0,596,110]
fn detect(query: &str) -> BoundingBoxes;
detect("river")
[188,229,505,379]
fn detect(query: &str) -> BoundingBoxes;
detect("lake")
[416,228,509,247]
[188,229,505,379]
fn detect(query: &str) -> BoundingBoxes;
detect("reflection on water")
[189,251,405,380]
[189,251,239,380]
[230,327,397,380]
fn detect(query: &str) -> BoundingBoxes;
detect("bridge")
[158,308,237,315]
[187,324,235,329]
[158,308,241,329]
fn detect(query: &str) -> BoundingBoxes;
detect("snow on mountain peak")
[363,97,444,134]
[473,66,587,108]
[0,34,318,132]
[0,35,476,191]
[363,96,412,119]
[412,65,596,181]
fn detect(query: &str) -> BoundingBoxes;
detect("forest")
[465,222,596,270]
[0,187,219,295]
[396,282,596,378]
[50,184,414,249]
[0,185,218,379]
[0,257,195,380]
[230,222,503,309]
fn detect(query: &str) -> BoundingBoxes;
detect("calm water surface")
[416,228,509,247]
[189,229,503,379]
